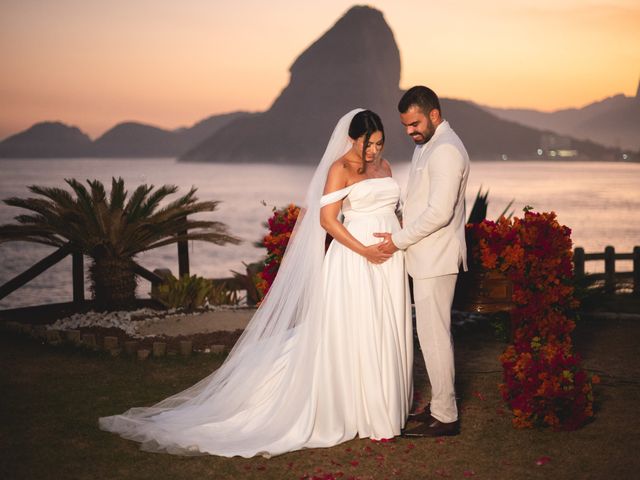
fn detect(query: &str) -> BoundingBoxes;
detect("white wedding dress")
[99,110,413,458]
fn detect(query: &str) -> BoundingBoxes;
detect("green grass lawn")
[1,316,639,480]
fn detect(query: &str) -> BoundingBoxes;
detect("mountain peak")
[182,5,404,163]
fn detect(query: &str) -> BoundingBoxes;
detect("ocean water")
[1,158,639,309]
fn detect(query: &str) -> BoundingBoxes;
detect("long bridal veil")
[99,108,364,457]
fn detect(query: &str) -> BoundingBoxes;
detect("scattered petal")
[535,456,552,466]
[463,470,476,477]
[472,391,486,401]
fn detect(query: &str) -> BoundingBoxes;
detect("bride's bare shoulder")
[328,157,354,178]
[381,158,393,176]
[324,158,352,194]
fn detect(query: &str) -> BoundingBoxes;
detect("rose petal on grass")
[349,460,359,467]
[535,456,552,466]
[463,470,476,477]
[472,391,486,401]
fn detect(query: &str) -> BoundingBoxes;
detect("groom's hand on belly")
[373,232,398,254]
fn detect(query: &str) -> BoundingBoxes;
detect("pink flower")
[535,456,552,466]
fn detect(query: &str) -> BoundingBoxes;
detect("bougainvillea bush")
[467,210,599,430]
[256,204,301,297]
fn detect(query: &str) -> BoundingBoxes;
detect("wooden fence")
[573,246,640,294]
[0,239,191,305]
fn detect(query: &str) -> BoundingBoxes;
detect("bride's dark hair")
[348,110,385,174]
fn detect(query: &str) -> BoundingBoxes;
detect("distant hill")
[173,111,255,149]
[182,6,626,163]
[0,112,252,159]
[484,86,640,151]
[0,122,93,158]
[93,122,183,157]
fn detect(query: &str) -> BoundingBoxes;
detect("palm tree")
[0,177,240,310]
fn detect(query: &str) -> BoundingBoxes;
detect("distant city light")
[622,153,628,160]
[537,149,543,156]
[501,154,508,161]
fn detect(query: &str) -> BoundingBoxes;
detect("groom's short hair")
[398,86,441,115]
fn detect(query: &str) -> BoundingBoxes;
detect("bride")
[99,109,413,458]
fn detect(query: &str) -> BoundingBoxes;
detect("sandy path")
[137,308,256,337]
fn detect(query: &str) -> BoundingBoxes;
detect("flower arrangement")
[256,204,301,297]
[467,210,599,430]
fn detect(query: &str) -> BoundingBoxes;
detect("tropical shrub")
[0,177,240,310]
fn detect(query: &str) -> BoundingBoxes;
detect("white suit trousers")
[413,274,458,423]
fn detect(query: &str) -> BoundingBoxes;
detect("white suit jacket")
[391,120,470,279]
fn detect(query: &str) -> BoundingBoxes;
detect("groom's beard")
[411,118,436,145]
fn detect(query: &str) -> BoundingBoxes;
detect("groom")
[376,86,469,437]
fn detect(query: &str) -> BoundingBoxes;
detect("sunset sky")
[1,0,638,140]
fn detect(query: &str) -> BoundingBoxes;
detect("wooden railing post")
[177,215,190,278]
[573,247,585,279]
[634,246,640,295]
[72,251,84,304]
[178,238,189,278]
[604,246,616,294]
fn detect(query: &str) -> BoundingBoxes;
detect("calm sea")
[1,159,639,309]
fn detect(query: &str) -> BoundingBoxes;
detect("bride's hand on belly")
[362,244,391,265]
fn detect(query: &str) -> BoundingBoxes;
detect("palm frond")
[109,177,127,212]
[87,179,107,205]
[14,214,49,225]
[136,184,179,219]
[4,197,55,217]
[0,224,66,247]
[156,186,197,212]
[27,185,75,211]
[125,184,154,220]
[65,178,104,235]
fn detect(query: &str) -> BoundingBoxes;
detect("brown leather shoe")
[402,415,460,437]
[408,404,431,423]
